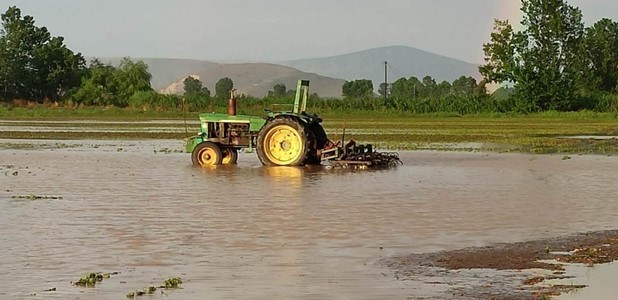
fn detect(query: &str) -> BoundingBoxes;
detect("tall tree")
[390,77,424,99]
[273,83,288,96]
[436,81,452,97]
[70,58,152,107]
[390,78,410,99]
[70,59,116,106]
[480,0,584,111]
[113,58,152,105]
[183,76,203,94]
[215,77,233,99]
[451,76,478,96]
[579,18,618,92]
[341,79,373,98]
[0,6,85,102]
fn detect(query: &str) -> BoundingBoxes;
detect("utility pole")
[384,61,388,103]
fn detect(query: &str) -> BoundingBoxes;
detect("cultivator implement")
[322,140,402,169]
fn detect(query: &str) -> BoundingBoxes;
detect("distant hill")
[91,57,218,91]
[279,45,481,88]
[90,57,345,98]
[159,63,346,98]
[92,46,481,98]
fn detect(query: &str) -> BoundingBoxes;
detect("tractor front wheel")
[256,118,309,166]
[221,147,238,165]
[192,142,223,166]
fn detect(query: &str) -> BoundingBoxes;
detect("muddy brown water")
[1,140,618,299]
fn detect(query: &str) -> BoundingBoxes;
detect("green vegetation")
[342,79,374,98]
[163,277,183,288]
[126,277,183,299]
[0,6,154,108]
[73,272,119,287]
[126,287,157,299]
[1,109,616,154]
[0,7,84,101]
[2,2,618,114]
[324,112,618,154]
[214,77,233,99]
[480,0,618,112]
[71,58,152,107]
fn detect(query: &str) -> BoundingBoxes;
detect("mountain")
[92,46,481,98]
[279,45,481,87]
[92,57,345,98]
[159,63,346,98]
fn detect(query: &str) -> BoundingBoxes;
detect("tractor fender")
[267,113,313,126]
[184,134,204,153]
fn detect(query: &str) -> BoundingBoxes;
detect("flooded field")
[1,139,618,299]
[2,116,617,153]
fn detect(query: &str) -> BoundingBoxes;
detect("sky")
[3,0,617,64]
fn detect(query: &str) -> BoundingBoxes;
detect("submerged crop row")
[1,112,616,154]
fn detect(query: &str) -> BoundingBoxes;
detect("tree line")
[1,2,618,114]
[0,6,238,110]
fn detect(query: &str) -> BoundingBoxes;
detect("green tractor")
[185,80,331,166]
[185,79,401,168]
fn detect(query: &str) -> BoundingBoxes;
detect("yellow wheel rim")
[263,125,303,165]
[197,147,218,165]
[221,148,235,165]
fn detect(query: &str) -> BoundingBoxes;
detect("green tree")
[215,77,233,99]
[436,81,452,97]
[492,86,515,100]
[183,76,203,94]
[391,77,424,99]
[390,78,409,99]
[112,58,152,106]
[268,83,287,97]
[70,59,116,106]
[200,86,211,98]
[579,18,618,92]
[182,76,210,109]
[480,0,584,111]
[422,75,437,96]
[273,83,286,96]
[451,76,478,96]
[342,79,373,98]
[0,6,85,102]
[70,58,152,107]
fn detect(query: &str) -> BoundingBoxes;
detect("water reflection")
[261,166,304,187]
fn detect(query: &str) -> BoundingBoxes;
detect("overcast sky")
[4,0,617,64]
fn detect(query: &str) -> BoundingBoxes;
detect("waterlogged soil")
[1,140,618,299]
[384,231,618,300]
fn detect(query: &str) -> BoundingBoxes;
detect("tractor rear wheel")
[192,142,223,166]
[256,118,309,166]
[304,123,328,165]
[221,147,238,165]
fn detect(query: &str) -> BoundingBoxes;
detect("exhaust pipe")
[227,89,237,116]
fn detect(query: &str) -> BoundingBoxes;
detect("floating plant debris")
[126,277,183,298]
[73,272,119,287]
